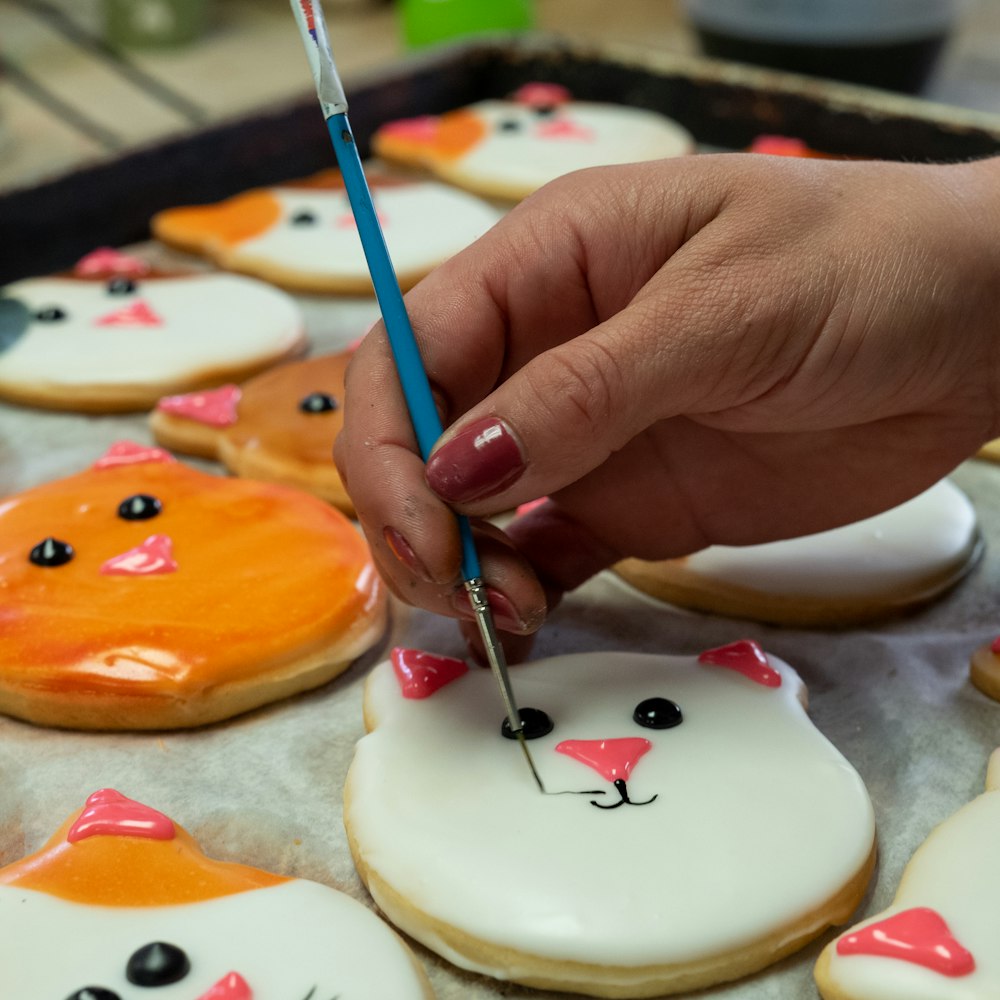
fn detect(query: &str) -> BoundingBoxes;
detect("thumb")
[423,288,746,513]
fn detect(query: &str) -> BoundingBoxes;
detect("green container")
[400,0,533,49]
[104,0,209,49]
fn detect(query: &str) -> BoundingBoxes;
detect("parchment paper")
[1,253,998,1000]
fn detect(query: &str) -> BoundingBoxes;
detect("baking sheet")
[1,263,998,998]
[5,37,1000,998]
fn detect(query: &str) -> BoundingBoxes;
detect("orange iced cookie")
[150,352,353,515]
[0,788,433,997]
[0,441,385,729]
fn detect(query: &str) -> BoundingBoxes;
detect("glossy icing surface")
[348,650,875,971]
[0,274,303,386]
[157,385,241,427]
[377,99,694,194]
[219,353,348,468]
[665,480,977,598]
[231,182,500,278]
[0,450,382,699]
[821,755,1000,999]
[0,793,429,998]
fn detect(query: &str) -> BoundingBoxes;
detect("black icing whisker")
[591,779,658,810]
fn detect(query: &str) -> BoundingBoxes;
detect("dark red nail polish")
[426,417,524,504]
[450,586,523,632]
[383,526,433,582]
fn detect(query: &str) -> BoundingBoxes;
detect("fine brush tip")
[516,730,547,794]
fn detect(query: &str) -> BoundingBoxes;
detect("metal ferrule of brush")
[464,577,523,734]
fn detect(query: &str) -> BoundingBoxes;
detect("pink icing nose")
[534,118,594,142]
[94,300,163,327]
[378,115,440,143]
[555,737,652,783]
[196,972,252,999]
[100,534,177,576]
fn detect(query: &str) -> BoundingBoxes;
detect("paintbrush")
[290,0,544,791]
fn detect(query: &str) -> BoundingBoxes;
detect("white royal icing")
[347,650,874,984]
[0,879,427,998]
[662,480,978,599]
[821,751,1000,1000]
[446,100,693,192]
[231,182,501,279]
[0,274,302,387]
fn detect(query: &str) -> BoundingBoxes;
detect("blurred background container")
[399,0,533,48]
[684,0,963,93]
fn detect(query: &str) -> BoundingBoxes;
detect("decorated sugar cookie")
[0,248,305,412]
[150,351,353,514]
[0,441,385,729]
[372,82,695,202]
[0,789,433,998]
[969,637,1000,701]
[815,749,1000,1000]
[151,169,501,294]
[614,480,980,627]
[346,642,876,997]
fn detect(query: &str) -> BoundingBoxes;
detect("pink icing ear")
[698,640,781,688]
[100,534,177,576]
[93,440,177,469]
[74,247,151,276]
[94,300,163,327]
[157,384,242,427]
[196,972,253,1000]
[515,497,548,517]
[391,647,468,699]
[68,789,175,843]
[836,907,975,977]
[513,82,572,107]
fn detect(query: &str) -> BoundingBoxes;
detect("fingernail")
[382,526,433,583]
[450,586,524,632]
[426,417,524,504]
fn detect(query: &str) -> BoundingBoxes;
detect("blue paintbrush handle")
[326,113,482,580]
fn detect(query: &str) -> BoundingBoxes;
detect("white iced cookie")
[815,750,1000,1000]
[372,82,695,201]
[152,170,501,294]
[0,789,433,999]
[0,248,305,412]
[615,480,981,626]
[346,642,876,997]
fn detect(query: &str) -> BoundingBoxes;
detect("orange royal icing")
[0,794,287,906]
[0,455,380,699]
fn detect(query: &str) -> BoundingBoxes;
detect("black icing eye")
[65,989,121,1000]
[299,391,339,414]
[29,537,74,567]
[498,119,522,132]
[633,697,683,730]
[106,277,137,295]
[501,706,553,740]
[291,211,318,225]
[34,306,67,322]
[533,104,557,116]
[117,493,162,520]
[126,942,190,987]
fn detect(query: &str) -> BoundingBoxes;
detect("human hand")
[335,153,1000,656]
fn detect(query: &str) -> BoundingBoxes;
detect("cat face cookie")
[0,789,433,999]
[150,352,353,515]
[614,480,981,626]
[372,82,695,201]
[151,170,501,294]
[815,750,1000,1000]
[0,248,306,412]
[346,642,876,997]
[0,441,385,729]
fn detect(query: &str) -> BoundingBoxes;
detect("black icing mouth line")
[300,986,339,1000]
[590,778,657,810]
